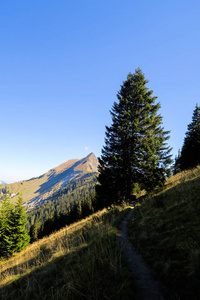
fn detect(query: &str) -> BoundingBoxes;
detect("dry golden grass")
[0,209,105,281]
[165,165,200,189]
[0,206,135,300]
[128,165,200,300]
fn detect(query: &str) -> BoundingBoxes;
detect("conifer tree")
[96,68,172,206]
[76,201,82,219]
[175,104,200,172]
[173,149,181,175]
[0,194,15,257]
[0,194,30,257]
[30,219,41,242]
[11,195,30,252]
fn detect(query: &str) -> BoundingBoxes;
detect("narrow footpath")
[117,204,166,300]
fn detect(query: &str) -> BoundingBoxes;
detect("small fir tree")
[0,194,30,258]
[12,195,30,252]
[96,68,172,206]
[0,194,15,257]
[175,104,200,172]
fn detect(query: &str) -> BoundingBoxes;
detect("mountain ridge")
[0,153,98,209]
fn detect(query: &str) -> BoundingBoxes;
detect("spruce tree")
[0,194,30,257]
[175,104,200,172]
[30,219,41,242]
[96,68,172,206]
[12,195,30,252]
[0,194,15,257]
[76,201,82,220]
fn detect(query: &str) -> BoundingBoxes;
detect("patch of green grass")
[128,167,200,300]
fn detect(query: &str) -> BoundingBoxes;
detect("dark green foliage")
[27,175,97,229]
[173,149,181,174]
[174,104,200,173]
[29,192,97,241]
[0,194,30,258]
[97,68,172,206]
[10,195,30,252]
[27,176,97,242]
[29,219,41,242]
[0,194,14,257]
[76,201,82,219]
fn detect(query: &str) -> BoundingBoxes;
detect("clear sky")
[1,0,200,183]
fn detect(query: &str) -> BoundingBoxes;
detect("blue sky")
[0,0,200,183]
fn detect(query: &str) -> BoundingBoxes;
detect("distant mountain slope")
[0,180,6,185]
[0,153,98,209]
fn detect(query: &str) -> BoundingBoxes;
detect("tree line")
[29,191,98,242]
[27,176,96,227]
[174,104,200,174]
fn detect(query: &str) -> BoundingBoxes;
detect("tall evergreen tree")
[96,68,172,206]
[11,195,30,252]
[175,104,200,172]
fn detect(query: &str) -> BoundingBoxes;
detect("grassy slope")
[128,166,200,300]
[0,206,136,300]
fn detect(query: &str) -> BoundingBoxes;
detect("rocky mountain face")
[0,153,98,209]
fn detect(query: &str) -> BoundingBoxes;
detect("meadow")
[0,205,135,300]
[128,166,200,300]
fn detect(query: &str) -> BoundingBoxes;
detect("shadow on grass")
[1,207,136,300]
[0,246,88,300]
[130,176,200,300]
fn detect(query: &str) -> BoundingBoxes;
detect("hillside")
[128,166,200,300]
[0,206,135,300]
[0,153,98,209]
[3,158,200,299]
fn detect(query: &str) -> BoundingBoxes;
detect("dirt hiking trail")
[117,205,166,300]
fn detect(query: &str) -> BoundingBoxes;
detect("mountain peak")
[86,152,95,158]
[75,153,98,173]
[0,153,98,209]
